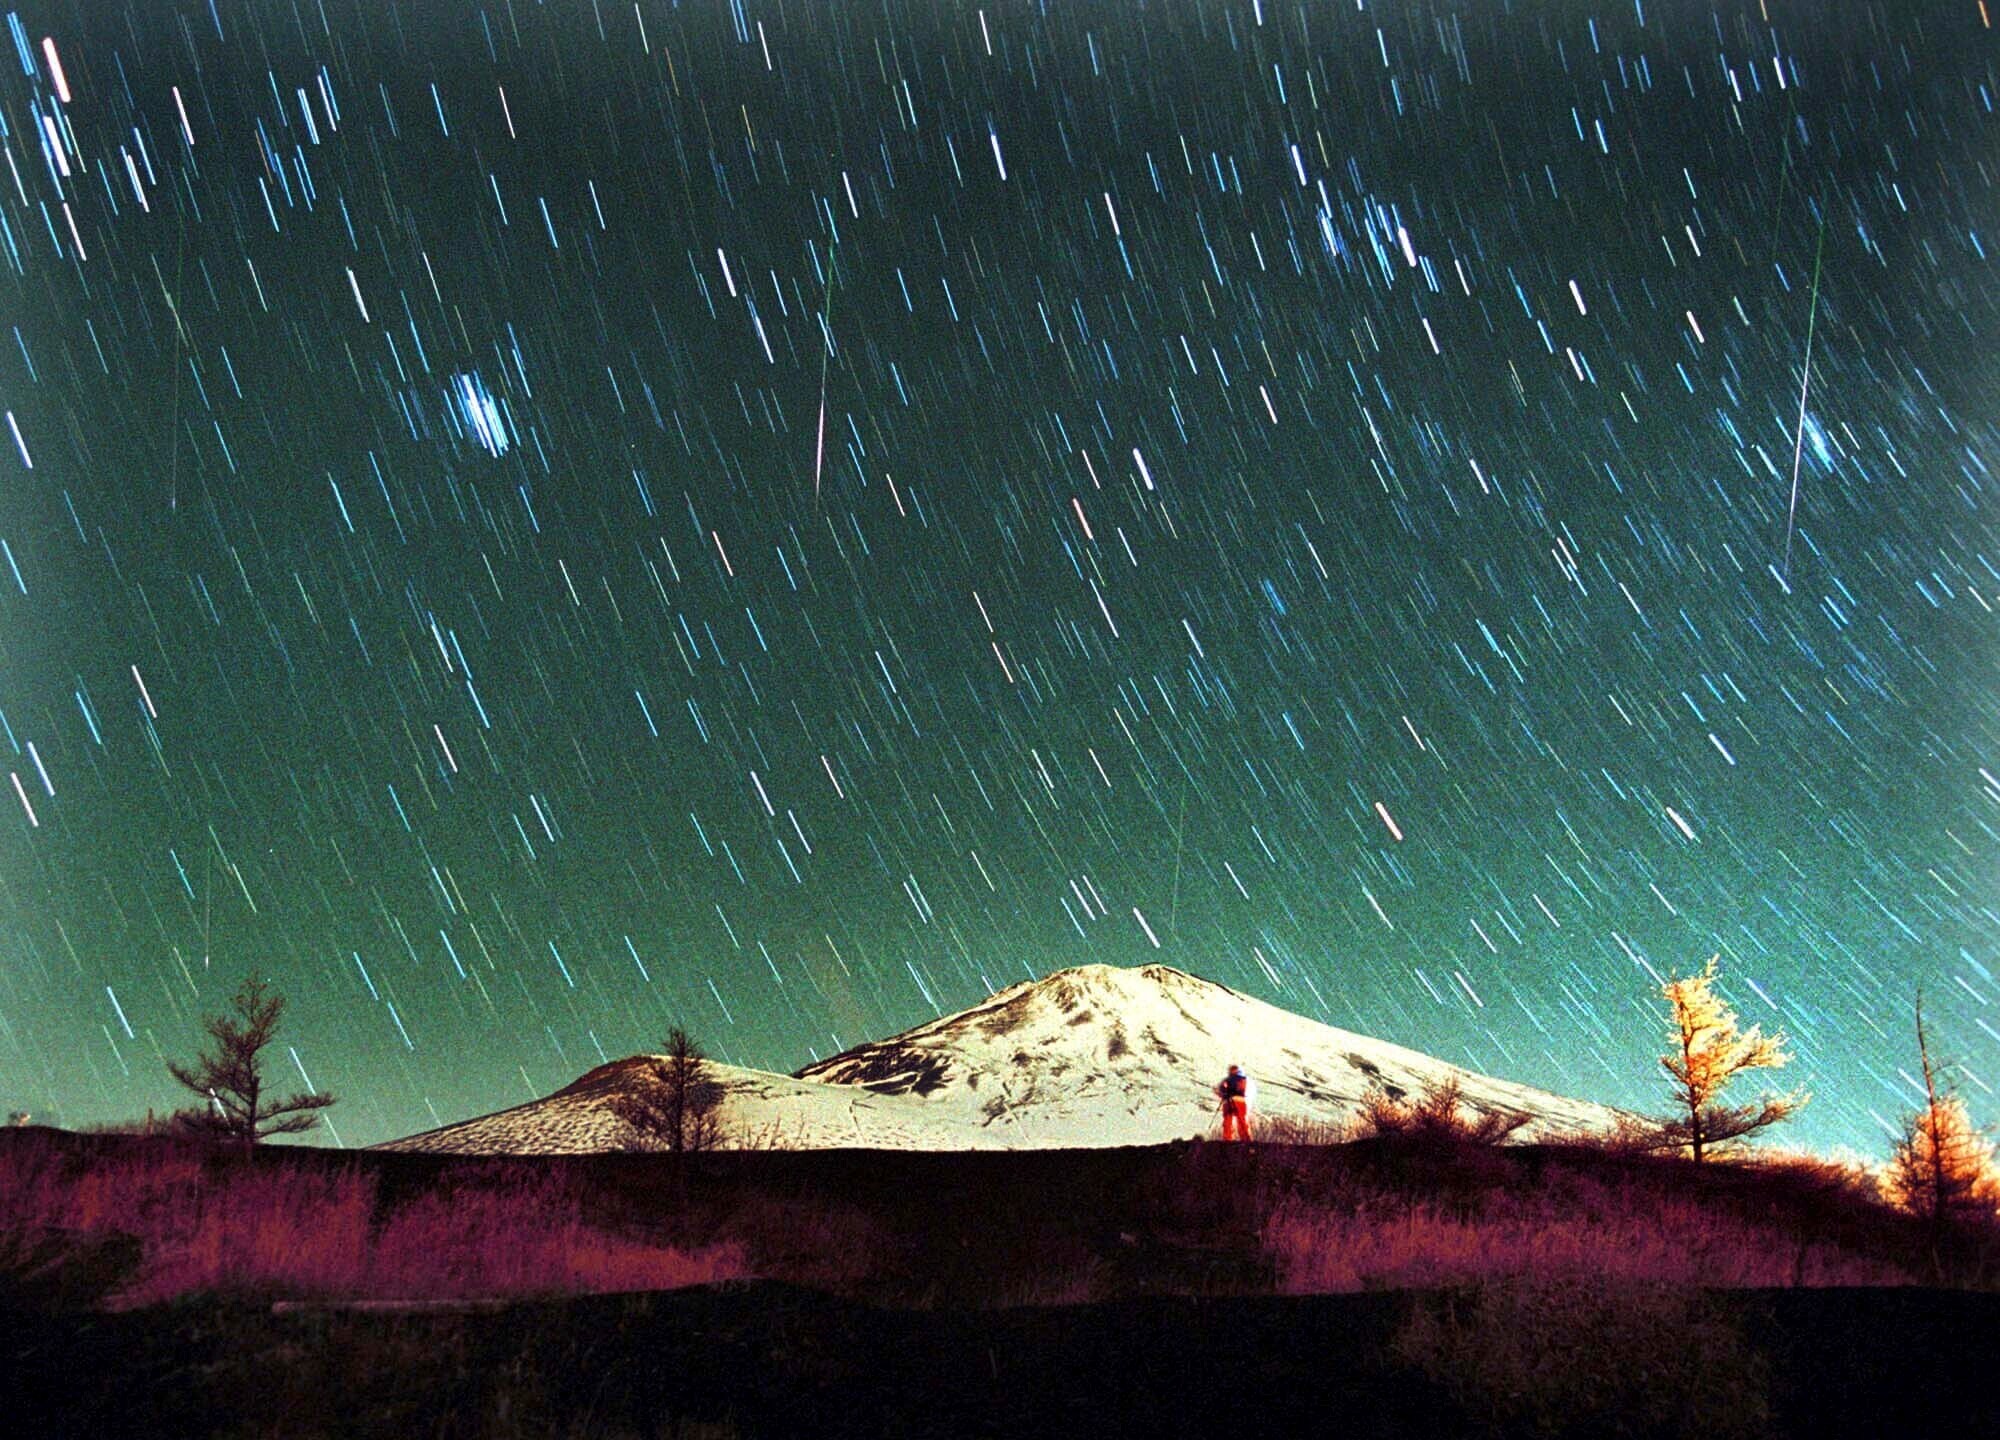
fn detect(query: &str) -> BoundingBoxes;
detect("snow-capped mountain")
[374,963,1624,1154]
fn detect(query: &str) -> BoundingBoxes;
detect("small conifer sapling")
[166,973,336,1143]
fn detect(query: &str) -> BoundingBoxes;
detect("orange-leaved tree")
[1883,995,1998,1228]
[1656,955,1803,1162]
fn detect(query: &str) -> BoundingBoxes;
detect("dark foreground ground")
[6,1130,2000,1437]
[3,1281,1997,1439]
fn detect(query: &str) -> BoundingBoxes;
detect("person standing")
[1215,1063,1254,1141]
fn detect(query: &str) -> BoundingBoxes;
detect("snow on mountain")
[374,963,1624,1154]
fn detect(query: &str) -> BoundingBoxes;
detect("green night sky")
[0,0,1994,1152]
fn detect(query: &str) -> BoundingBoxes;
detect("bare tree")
[1654,955,1803,1161]
[609,1026,725,1153]
[1883,995,1998,1229]
[166,974,335,1143]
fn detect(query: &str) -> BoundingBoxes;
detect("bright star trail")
[0,1,1994,1153]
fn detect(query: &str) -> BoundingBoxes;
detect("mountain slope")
[375,963,1623,1153]
[792,963,1617,1143]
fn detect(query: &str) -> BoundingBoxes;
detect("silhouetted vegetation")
[1354,1074,1533,1146]
[5,1125,1999,1438]
[607,1027,724,1154]
[0,1129,748,1306]
[76,1110,177,1137]
[164,974,336,1143]
[1392,1271,1771,1440]
[7,1120,1985,1315]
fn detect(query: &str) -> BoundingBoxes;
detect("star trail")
[0,0,1995,1153]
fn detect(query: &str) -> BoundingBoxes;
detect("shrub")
[363,1174,747,1301]
[1263,1195,1907,1293]
[712,1190,890,1297]
[1252,1113,1358,1146]
[74,1112,177,1137]
[0,1133,749,1307]
[1356,1075,1531,1146]
[1391,1270,1772,1438]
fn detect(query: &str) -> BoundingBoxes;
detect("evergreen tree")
[609,1026,725,1153]
[166,974,335,1143]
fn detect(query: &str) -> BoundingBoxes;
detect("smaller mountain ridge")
[375,963,1623,1154]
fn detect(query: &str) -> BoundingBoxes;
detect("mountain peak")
[789,961,1613,1142]
[1025,962,1226,998]
[791,963,1233,1095]
[377,962,1625,1154]
[967,962,1225,1025]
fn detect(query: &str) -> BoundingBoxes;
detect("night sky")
[0,0,1994,1153]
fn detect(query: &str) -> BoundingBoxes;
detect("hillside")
[376,963,1625,1153]
[3,1127,1996,1439]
